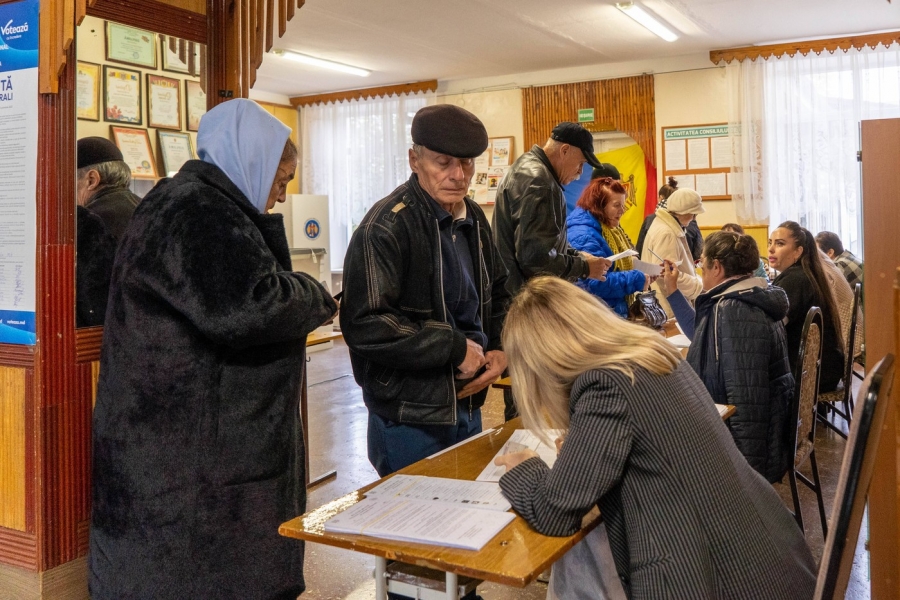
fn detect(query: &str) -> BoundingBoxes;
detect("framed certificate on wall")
[157,131,194,176]
[147,74,182,130]
[105,21,158,69]
[103,65,142,125]
[185,80,206,132]
[76,61,101,121]
[111,126,158,179]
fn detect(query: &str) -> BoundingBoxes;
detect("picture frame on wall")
[185,80,207,132]
[111,126,158,180]
[489,137,514,167]
[147,74,182,130]
[157,131,194,177]
[103,65,142,125]
[159,34,191,74]
[76,61,101,121]
[105,21,158,69]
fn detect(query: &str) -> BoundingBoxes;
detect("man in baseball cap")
[341,104,510,476]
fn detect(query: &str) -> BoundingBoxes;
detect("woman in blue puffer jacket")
[567,176,648,317]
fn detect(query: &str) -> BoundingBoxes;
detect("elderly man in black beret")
[341,105,510,476]
[76,136,141,241]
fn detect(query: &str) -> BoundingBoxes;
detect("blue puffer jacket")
[566,207,645,317]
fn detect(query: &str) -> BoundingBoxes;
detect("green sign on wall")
[577,108,595,123]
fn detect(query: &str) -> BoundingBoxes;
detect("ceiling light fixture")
[615,2,678,42]
[272,49,371,77]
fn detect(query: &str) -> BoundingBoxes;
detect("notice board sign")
[662,124,732,201]
[0,0,39,345]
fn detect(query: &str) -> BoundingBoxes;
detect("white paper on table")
[632,258,664,276]
[476,429,562,482]
[667,334,691,348]
[365,475,511,512]
[688,138,710,170]
[324,495,515,551]
[664,139,686,171]
[607,249,638,262]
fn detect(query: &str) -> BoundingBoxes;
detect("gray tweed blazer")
[499,362,817,599]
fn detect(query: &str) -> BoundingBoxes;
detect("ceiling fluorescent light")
[615,2,678,42]
[273,49,370,77]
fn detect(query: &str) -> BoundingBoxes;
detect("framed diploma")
[160,34,191,74]
[157,131,194,176]
[185,80,207,132]
[105,21,158,69]
[76,61,101,121]
[104,65,142,125]
[111,126,158,179]
[147,74,182,130]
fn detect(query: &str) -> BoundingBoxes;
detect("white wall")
[654,66,736,227]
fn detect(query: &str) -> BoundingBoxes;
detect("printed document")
[476,429,562,482]
[366,475,511,512]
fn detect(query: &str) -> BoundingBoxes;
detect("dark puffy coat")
[492,145,589,296]
[566,206,645,318]
[686,277,794,483]
[90,160,336,600]
[340,174,509,426]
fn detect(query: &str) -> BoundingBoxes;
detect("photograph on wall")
[157,131,194,177]
[105,21,158,69]
[104,65,142,124]
[76,61,101,121]
[185,80,207,132]
[490,137,513,167]
[147,74,182,130]
[111,126,158,179]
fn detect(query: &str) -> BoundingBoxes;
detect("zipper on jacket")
[714,302,720,362]
[435,219,456,421]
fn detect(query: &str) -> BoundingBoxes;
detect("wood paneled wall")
[0,367,27,532]
[522,75,656,166]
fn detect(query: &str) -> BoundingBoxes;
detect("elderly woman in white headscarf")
[90,99,337,600]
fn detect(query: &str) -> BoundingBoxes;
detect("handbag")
[628,290,668,330]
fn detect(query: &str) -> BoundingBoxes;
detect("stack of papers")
[475,429,562,482]
[324,476,515,551]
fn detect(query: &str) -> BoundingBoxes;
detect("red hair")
[576,177,627,225]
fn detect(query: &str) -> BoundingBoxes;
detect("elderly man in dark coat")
[89,99,336,600]
[76,136,142,241]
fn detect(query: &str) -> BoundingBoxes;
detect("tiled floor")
[299,339,870,599]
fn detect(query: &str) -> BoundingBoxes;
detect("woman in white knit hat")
[641,188,705,316]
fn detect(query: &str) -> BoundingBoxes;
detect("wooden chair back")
[814,354,895,599]
[793,308,823,468]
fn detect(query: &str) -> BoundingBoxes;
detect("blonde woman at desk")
[494,277,816,599]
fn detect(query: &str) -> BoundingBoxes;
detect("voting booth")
[288,194,332,337]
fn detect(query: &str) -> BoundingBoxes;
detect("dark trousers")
[504,388,518,421]
[367,403,482,477]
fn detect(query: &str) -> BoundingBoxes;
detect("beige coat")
[641,209,703,316]
[820,250,863,359]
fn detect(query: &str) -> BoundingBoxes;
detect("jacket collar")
[709,275,768,300]
[531,145,563,188]
[177,159,258,215]
[654,209,686,238]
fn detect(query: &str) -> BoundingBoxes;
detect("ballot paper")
[667,334,691,348]
[366,475,511,512]
[324,495,515,550]
[476,429,562,482]
[632,258,665,276]
[606,249,638,262]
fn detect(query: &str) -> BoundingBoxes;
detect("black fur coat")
[89,160,336,599]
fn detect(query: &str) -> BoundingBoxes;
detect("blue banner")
[0,0,38,72]
[0,310,36,344]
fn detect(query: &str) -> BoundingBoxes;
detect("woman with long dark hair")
[566,177,649,317]
[768,221,844,392]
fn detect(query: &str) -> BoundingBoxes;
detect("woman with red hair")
[566,177,649,317]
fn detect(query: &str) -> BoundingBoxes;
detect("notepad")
[476,429,562,482]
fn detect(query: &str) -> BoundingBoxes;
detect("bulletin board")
[661,124,732,201]
[469,136,515,205]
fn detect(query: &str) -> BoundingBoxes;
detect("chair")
[814,354,895,599]
[787,307,829,538]
[818,283,863,438]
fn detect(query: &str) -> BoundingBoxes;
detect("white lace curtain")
[300,91,434,267]
[727,44,900,255]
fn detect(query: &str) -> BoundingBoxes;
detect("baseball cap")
[550,122,603,169]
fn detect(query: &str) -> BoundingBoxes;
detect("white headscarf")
[196,99,291,213]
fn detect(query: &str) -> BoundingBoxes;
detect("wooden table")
[303,331,344,488]
[280,417,601,598]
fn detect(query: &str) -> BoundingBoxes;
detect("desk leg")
[445,571,458,600]
[375,556,387,600]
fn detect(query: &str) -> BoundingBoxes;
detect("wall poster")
[468,136,514,205]
[0,0,39,344]
[661,124,732,201]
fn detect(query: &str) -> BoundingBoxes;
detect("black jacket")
[75,205,116,327]
[774,263,844,392]
[492,145,588,296]
[90,160,336,599]
[84,186,141,241]
[341,174,509,426]
[687,277,794,483]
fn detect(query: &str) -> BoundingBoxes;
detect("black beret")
[591,162,621,180]
[77,136,124,169]
[411,105,489,158]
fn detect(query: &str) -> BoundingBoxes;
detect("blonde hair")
[503,277,683,446]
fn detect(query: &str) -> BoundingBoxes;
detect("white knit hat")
[665,188,705,215]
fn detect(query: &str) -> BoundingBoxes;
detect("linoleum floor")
[300,339,870,599]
